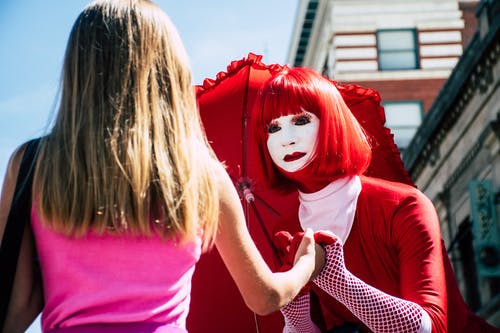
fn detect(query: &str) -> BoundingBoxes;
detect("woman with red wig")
[252,67,499,333]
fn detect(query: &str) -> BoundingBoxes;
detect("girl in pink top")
[0,1,324,332]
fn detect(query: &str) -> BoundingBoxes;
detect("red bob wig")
[251,67,372,192]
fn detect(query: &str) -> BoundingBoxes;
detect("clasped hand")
[274,229,338,285]
[273,229,339,333]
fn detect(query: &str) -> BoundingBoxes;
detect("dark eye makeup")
[267,112,313,134]
[267,123,280,134]
[294,114,312,126]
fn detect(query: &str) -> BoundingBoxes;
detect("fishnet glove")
[313,233,428,333]
[280,292,321,333]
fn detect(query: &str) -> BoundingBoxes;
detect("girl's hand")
[274,229,329,279]
[293,228,316,266]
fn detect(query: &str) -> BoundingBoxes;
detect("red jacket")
[271,176,498,333]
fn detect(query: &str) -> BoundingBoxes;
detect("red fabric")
[273,231,296,272]
[319,176,446,332]
[189,53,466,332]
[334,82,414,187]
[271,176,500,333]
[313,235,426,333]
[273,230,339,299]
[274,230,338,271]
[188,53,288,333]
[441,240,500,333]
[190,53,416,332]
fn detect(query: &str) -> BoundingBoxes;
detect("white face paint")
[266,111,320,173]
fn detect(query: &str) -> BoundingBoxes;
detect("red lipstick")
[284,152,306,162]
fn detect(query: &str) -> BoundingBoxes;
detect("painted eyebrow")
[267,119,279,126]
[291,112,312,122]
[266,120,280,133]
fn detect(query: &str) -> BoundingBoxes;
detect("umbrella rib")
[252,192,281,217]
[229,175,282,217]
[241,65,252,179]
[233,176,281,264]
[248,199,281,264]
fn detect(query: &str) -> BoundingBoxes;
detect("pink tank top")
[31,207,202,332]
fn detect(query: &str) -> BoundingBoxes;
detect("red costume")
[192,54,499,333]
[276,176,445,331]
[272,175,498,332]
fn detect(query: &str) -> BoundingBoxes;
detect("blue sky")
[0,1,298,331]
[0,0,298,191]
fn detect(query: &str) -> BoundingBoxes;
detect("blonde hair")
[34,0,219,249]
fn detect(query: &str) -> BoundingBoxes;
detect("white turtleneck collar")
[298,176,361,244]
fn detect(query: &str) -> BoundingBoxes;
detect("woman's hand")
[274,229,328,281]
[312,242,326,279]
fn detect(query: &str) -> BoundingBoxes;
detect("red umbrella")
[186,53,413,333]
[187,53,287,333]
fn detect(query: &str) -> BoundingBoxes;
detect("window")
[377,29,419,70]
[382,101,423,152]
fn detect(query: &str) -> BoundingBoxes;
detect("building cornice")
[402,0,500,178]
[287,0,322,66]
[442,119,499,192]
[334,69,451,82]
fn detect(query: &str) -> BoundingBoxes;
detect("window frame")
[382,100,423,152]
[376,28,420,70]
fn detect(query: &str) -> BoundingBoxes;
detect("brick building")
[288,0,478,153]
[288,0,500,327]
[403,0,500,326]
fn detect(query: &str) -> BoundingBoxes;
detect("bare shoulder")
[3,142,30,178]
[2,142,31,191]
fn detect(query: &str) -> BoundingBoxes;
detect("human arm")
[312,190,446,333]
[274,231,322,333]
[313,235,431,333]
[280,292,321,333]
[0,145,44,333]
[213,165,321,315]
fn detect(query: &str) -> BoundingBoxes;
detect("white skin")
[266,110,320,173]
